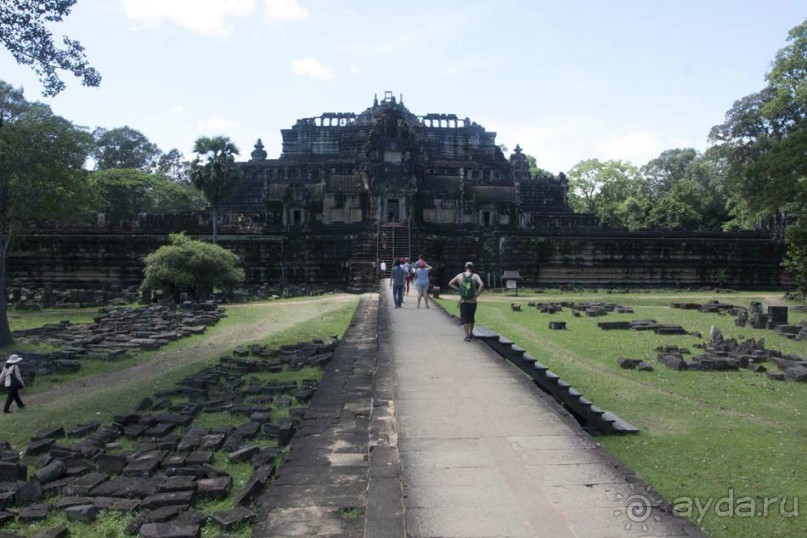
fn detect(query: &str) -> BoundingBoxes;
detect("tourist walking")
[448,262,484,341]
[414,260,433,309]
[390,259,406,308]
[1,355,26,413]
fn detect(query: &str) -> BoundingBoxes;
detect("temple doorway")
[387,199,400,222]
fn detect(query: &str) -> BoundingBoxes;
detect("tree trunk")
[0,229,13,347]
[212,205,218,244]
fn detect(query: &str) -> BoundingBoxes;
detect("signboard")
[505,280,518,289]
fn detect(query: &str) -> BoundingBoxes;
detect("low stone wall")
[7,227,793,291]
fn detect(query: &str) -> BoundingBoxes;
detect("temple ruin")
[6,92,794,292]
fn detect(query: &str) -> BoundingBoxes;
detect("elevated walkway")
[253,289,706,537]
[382,286,705,538]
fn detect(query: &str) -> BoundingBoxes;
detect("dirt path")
[28,295,359,409]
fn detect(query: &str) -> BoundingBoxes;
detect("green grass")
[436,290,807,538]
[0,295,359,538]
[3,296,356,394]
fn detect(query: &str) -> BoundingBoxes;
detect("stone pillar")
[140,287,151,305]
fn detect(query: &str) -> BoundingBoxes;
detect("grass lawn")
[0,295,359,537]
[437,290,807,538]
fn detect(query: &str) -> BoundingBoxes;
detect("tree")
[525,154,556,181]
[638,148,730,230]
[87,169,206,222]
[0,1,100,96]
[645,180,706,230]
[155,148,191,182]
[190,136,243,244]
[566,159,645,227]
[142,233,245,301]
[640,148,699,201]
[708,18,807,219]
[92,126,161,171]
[0,82,92,345]
[783,217,807,293]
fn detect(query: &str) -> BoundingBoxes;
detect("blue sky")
[1,0,804,173]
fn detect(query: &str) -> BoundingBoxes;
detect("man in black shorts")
[448,261,485,341]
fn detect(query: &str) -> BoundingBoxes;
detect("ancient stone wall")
[7,228,793,292]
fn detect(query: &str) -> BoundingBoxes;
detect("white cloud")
[348,65,363,76]
[121,0,255,37]
[171,105,188,116]
[197,115,243,132]
[263,0,309,23]
[342,7,358,17]
[291,58,333,80]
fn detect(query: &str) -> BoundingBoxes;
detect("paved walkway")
[383,287,706,538]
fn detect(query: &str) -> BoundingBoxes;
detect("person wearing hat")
[414,259,433,309]
[1,355,26,413]
[448,262,485,341]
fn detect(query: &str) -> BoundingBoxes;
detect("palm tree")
[189,136,242,244]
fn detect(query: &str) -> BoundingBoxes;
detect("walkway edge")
[365,284,406,537]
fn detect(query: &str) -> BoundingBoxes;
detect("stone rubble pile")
[676,300,807,340]
[650,328,807,382]
[0,337,338,537]
[8,305,224,379]
[8,287,139,311]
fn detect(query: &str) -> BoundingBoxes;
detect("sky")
[1,0,805,174]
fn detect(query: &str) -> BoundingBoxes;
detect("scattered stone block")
[637,361,654,372]
[228,446,259,464]
[617,358,642,370]
[19,503,50,522]
[65,504,99,523]
[141,490,195,511]
[232,478,264,507]
[31,427,65,442]
[211,507,254,530]
[25,439,54,457]
[548,321,566,330]
[768,371,786,381]
[13,481,43,506]
[67,422,100,439]
[139,521,201,538]
[785,366,807,382]
[31,526,69,538]
[97,454,127,475]
[196,476,231,499]
[659,354,687,371]
[0,463,26,482]
[32,460,66,484]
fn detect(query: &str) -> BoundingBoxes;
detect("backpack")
[459,274,476,300]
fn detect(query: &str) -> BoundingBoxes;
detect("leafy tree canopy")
[92,126,161,171]
[0,81,92,344]
[708,18,807,219]
[142,233,245,298]
[155,148,191,182]
[87,169,206,223]
[566,159,644,226]
[0,0,100,96]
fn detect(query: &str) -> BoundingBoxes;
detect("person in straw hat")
[1,355,26,413]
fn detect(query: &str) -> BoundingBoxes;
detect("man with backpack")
[448,262,484,341]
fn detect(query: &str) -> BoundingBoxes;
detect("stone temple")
[224,91,592,230]
[6,92,793,292]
